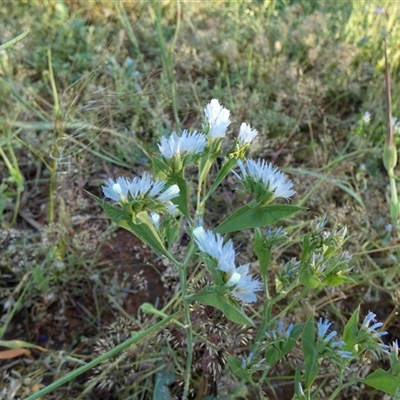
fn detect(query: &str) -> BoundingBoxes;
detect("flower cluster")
[316,318,353,364]
[275,257,301,293]
[158,130,207,159]
[357,311,389,356]
[235,158,295,203]
[203,99,231,139]
[102,173,179,211]
[193,226,262,303]
[265,320,294,341]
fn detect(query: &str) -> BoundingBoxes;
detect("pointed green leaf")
[227,356,250,380]
[188,286,254,326]
[363,369,400,395]
[343,306,360,353]
[294,368,303,396]
[87,191,170,260]
[254,228,271,281]
[153,362,174,400]
[203,158,237,203]
[169,172,189,218]
[302,314,319,389]
[216,204,301,234]
[320,275,356,287]
[299,269,320,289]
[152,157,172,180]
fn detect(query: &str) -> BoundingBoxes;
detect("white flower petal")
[157,184,180,202]
[158,130,207,159]
[102,177,130,202]
[204,99,231,139]
[236,158,296,200]
[238,123,258,144]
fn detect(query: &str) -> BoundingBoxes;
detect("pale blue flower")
[241,352,254,368]
[283,258,300,277]
[236,159,296,200]
[238,123,258,144]
[102,173,179,206]
[102,177,131,203]
[193,227,236,273]
[265,226,287,240]
[317,318,353,361]
[158,130,207,159]
[204,99,231,139]
[193,227,262,303]
[265,321,294,340]
[227,264,263,303]
[337,350,353,360]
[157,184,180,202]
[317,318,333,339]
[241,352,267,370]
[362,311,388,339]
[129,173,153,198]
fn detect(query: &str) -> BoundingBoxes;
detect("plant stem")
[179,266,193,399]
[154,1,180,129]
[180,241,196,399]
[327,379,358,400]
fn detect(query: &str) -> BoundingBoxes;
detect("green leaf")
[363,369,400,395]
[202,158,237,203]
[216,204,301,234]
[302,314,319,390]
[300,232,311,264]
[153,362,174,400]
[152,157,172,180]
[227,356,250,380]
[294,368,303,396]
[320,274,356,287]
[299,268,321,289]
[87,191,170,260]
[188,286,255,326]
[254,228,271,281]
[169,172,189,218]
[343,305,360,353]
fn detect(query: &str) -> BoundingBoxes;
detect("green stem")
[47,47,62,224]
[154,1,180,129]
[180,266,193,399]
[326,379,359,400]
[25,312,181,400]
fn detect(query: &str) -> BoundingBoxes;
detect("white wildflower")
[204,99,231,139]
[238,123,258,144]
[102,177,131,203]
[158,130,207,159]
[236,159,296,200]
[227,264,263,303]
